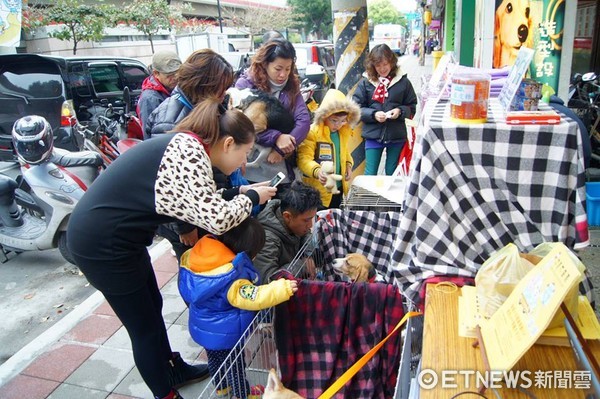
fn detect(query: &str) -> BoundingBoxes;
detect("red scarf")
[371,76,390,103]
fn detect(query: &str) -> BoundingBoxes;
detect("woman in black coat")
[353,44,418,175]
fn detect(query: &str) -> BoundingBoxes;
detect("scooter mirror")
[123,86,131,115]
[582,72,598,82]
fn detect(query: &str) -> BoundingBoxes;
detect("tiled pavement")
[0,240,214,399]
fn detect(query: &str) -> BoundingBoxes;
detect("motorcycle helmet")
[12,115,54,165]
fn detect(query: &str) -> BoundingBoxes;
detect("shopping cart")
[195,209,414,398]
[195,238,324,398]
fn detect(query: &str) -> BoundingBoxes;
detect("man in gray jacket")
[136,50,181,131]
[254,182,322,281]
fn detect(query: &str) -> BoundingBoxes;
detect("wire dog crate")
[195,209,419,398]
[343,175,405,212]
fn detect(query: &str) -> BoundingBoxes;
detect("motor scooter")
[0,140,103,264]
[79,87,143,167]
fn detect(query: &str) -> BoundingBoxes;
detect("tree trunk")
[149,34,155,53]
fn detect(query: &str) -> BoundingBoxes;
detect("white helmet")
[12,115,54,165]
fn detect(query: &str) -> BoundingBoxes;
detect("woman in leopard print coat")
[67,98,276,399]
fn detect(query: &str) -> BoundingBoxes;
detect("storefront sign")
[493,0,565,91]
[493,0,564,92]
[531,0,564,91]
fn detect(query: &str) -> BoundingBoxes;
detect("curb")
[0,238,172,386]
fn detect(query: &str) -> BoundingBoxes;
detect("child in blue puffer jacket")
[178,217,298,399]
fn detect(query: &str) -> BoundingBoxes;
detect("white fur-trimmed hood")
[312,89,361,127]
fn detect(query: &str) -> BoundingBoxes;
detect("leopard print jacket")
[155,134,253,235]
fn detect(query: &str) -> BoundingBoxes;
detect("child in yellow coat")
[297,89,360,208]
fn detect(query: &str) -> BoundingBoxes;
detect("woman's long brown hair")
[178,49,234,105]
[174,97,255,146]
[248,39,300,108]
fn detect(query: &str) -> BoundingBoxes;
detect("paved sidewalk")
[0,239,214,399]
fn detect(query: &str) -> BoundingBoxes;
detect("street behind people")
[137,50,182,130]
[254,181,321,281]
[297,89,360,208]
[178,217,297,398]
[67,98,277,399]
[353,44,418,176]
[235,39,310,191]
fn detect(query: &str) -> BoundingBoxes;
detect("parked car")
[293,41,336,103]
[0,54,149,162]
[220,51,254,81]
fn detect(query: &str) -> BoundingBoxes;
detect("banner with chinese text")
[493,0,564,91]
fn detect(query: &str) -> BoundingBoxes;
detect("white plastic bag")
[475,244,535,318]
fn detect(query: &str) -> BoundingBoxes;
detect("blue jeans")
[365,145,403,175]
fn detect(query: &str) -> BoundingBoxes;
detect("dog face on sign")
[493,0,533,68]
[263,369,304,399]
[332,253,377,283]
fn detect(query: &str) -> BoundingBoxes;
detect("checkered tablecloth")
[392,98,592,305]
[314,209,403,282]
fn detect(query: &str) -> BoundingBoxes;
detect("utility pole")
[217,0,223,33]
[420,4,429,66]
[331,0,369,174]
[331,0,369,95]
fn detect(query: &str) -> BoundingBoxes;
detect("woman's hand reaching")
[251,185,277,204]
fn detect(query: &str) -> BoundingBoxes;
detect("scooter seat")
[50,148,103,168]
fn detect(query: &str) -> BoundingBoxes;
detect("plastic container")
[450,72,491,123]
[587,182,600,226]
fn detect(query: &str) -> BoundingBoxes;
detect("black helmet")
[12,115,54,165]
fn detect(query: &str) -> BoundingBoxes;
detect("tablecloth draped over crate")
[274,272,404,399]
[314,209,403,281]
[391,99,593,306]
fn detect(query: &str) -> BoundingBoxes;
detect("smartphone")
[269,172,286,187]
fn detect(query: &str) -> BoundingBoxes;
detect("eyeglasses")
[328,117,347,125]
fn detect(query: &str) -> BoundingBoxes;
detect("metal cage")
[342,175,405,212]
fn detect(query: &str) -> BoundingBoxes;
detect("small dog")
[493,0,533,68]
[263,368,304,399]
[331,253,385,283]
[226,87,295,134]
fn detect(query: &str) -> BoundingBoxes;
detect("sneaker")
[247,384,265,399]
[216,386,231,398]
[166,352,210,388]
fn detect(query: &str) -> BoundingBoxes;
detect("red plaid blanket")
[274,273,404,398]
